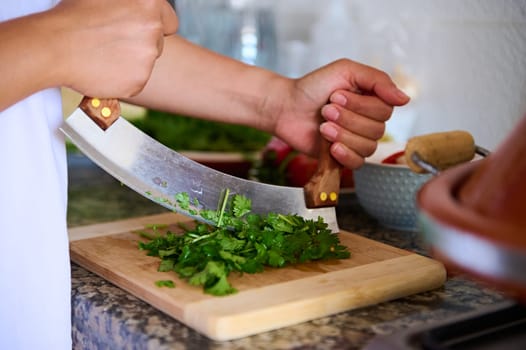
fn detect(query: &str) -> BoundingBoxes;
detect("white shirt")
[0,1,71,349]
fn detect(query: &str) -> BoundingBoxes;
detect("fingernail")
[320,123,338,140]
[322,105,340,122]
[332,143,347,158]
[396,88,410,101]
[330,93,347,106]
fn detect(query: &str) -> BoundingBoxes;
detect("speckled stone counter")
[67,155,509,350]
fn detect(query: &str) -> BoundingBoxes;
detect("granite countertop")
[67,155,509,350]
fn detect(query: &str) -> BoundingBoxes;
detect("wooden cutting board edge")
[68,212,447,341]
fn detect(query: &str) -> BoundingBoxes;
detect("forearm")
[0,12,64,111]
[129,35,288,133]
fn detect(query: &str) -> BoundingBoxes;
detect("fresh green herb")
[155,280,176,288]
[139,191,350,296]
[145,224,168,230]
[132,110,271,152]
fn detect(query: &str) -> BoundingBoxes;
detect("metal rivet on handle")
[101,107,111,118]
[91,98,101,108]
[320,192,328,201]
[330,192,338,201]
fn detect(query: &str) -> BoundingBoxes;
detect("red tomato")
[285,154,319,187]
[262,137,293,165]
[381,151,406,164]
[258,137,355,188]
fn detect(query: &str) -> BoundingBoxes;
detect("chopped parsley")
[155,280,176,288]
[139,191,350,296]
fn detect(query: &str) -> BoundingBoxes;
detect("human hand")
[52,0,178,98]
[271,59,410,169]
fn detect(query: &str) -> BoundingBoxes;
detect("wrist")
[40,8,79,90]
[254,72,292,134]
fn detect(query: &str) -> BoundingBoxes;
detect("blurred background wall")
[177,0,526,150]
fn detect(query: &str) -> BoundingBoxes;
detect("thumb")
[350,62,411,107]
[372,80,411,107]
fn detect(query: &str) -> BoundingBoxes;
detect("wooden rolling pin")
[408,123,526,227]
[405,131,488,174]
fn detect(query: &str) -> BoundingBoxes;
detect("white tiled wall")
[273,0,526,149]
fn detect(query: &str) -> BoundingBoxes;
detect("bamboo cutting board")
[68,212,446,341]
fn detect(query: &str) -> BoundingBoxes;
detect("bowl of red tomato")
[353,142,432,231]
[254,137,355,189]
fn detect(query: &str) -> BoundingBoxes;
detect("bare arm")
[128,35,282,133]
[130,35,410,168]
[0,11,62,111]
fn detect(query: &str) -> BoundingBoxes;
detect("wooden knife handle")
[304,138,342,208]
[79,97,121,130]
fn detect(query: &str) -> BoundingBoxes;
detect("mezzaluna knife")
[60,97,341,232]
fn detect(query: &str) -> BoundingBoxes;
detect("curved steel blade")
[60,110,339,232]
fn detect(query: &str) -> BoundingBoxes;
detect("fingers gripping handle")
[304,139,342,208]
[79,97,121,130]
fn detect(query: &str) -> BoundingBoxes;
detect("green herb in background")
[132,110,271,152]
[138,191,350,296]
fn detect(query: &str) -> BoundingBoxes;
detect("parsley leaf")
[155,280,175,288]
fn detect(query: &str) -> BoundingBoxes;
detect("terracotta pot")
[417,115,526,301]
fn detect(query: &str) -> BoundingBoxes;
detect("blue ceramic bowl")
[354,142,432,231]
